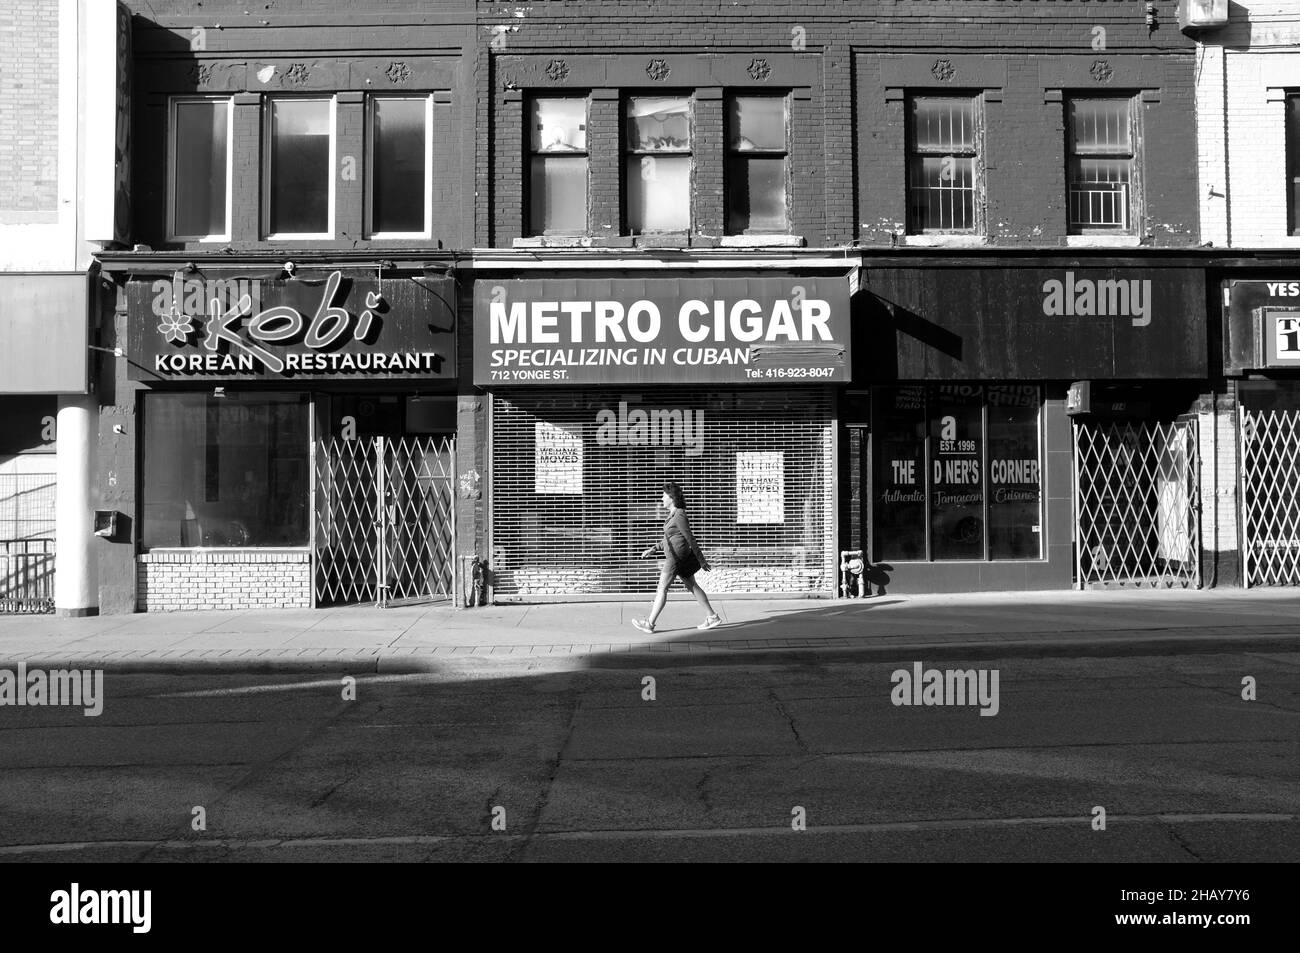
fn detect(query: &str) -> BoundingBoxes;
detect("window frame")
[1065,95,1141,236]
[526,94,591,238]
[167,95,234,243]
[365,94,434,240]
[905,94,984,236]
[262,95,338,241]
[725,92,792,236]
[869,384,1045,564]
[623,92,695,236]
[1288,93,1300,237]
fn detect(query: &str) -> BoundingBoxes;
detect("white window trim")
[367,94,434,240]
[263,96,337,241]
[167,96,234,243]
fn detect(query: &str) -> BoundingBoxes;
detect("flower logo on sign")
[646,58,671,81]
[1090,59,1114,83]
[157,309,195,345]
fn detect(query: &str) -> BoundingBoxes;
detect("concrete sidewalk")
[2,587,1300,673]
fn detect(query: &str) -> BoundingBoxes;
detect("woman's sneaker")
[631,618,655,634]
[698,614,722,630]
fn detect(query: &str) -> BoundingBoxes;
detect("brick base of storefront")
[137,550,312,612]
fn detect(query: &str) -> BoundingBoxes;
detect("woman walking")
[631,481,722,634]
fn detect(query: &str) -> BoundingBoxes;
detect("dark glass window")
[726,95,789,234]
[171,98,231,239]
[1067,98,1136,233]
[929,386,985,561]
[142,393,311,548]
[907,97,979,233]
[626,95,692,233]
[370,96,428,235]
[266,98,333,236]
[986,386,1043,559]
[872,385,1042,562]
[872,386,928,561]
[529,97,589,235]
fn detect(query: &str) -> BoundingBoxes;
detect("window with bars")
[528,97,589,236]
[1067,98,1138,233]
[625,95,693,234]
[1288,94,1300,236]
[726,95,789,234]
[907,96,981,234]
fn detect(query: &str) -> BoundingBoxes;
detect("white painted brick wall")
[1199,2,1300,248]
[137,552,312,611]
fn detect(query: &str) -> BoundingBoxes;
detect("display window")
[141,392,311,548]
[872,384,1042,562]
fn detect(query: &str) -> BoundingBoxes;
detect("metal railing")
[1069,183,1129,230]
[1241,409,1300,587]
[1073,419,1200,589]
[909,184,977,232]
[0,538,56,614]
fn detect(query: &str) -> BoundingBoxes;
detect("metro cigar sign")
[474,276,851,385]
[127,271,456,381]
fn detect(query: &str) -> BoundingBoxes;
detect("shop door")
[1073,418,1200,589]
[1240,408,1300,587]
[312,436,456,607]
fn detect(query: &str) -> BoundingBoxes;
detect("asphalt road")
[1,651,1297,862]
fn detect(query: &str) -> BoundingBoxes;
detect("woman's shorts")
[668,552,701,581]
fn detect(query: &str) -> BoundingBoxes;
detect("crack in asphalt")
[510,690,580,863]
[768,688,808,752]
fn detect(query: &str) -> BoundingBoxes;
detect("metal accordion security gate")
[312,436,456,607]
[1240,408,1300,587]
[1073,418,1200,589]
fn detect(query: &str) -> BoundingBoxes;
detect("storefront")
[1223,276,1300,587]
[473,273,853,599]
[119,266,458,611]
[846,261,1209,593]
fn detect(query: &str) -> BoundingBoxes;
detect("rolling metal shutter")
[491,388,835,597]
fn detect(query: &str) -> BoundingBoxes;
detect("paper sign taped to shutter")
[535,421,583,494]
[736,451,784,523]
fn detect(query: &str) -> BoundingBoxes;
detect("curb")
[4,632,1297,675]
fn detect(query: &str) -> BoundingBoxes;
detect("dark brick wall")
[122,0,476,251]
[478,0,1197,249]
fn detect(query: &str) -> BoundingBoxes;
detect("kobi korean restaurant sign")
[127,271,456,380]
[474,277,851,385]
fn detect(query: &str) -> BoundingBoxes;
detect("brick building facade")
[1190,1,1300,589]
[79,0,1272,612]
